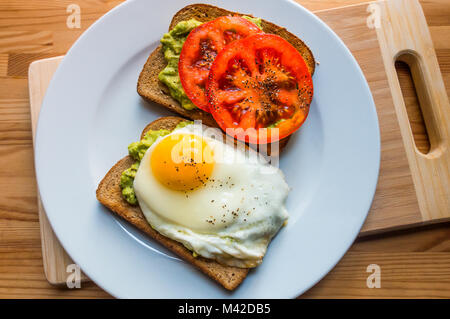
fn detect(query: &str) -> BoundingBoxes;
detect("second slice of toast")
[137,3,315,126]
[96,116,250,290]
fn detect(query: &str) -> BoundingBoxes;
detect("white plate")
[35,0,380,298]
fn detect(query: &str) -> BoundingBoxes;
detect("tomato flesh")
[207,34,313,144]
[179,16,263,112]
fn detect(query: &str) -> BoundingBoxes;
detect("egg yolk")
[151,134,214,191]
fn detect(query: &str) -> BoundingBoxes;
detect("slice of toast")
[96,116,250,290]
[137,3,315,126]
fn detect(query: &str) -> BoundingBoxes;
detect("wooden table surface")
[0,0,449,298]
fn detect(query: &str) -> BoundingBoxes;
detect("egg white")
[133,124,289,267]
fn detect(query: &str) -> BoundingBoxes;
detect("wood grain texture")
[28,57,88,285]
[302,252,450,298]
[0,0,449,298]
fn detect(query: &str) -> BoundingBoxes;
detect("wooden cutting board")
[28,0,450,286]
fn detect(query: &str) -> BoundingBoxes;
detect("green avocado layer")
[158,16,262,110]
[243,16,262,28]
[158,19,203,111]
[120,121,191,205]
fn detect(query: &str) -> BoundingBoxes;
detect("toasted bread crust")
[137,3,315,126]
[169,4,315,74]
[96,116,249,290]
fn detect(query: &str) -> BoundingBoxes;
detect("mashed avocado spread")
[243,16,262,28]
[120,121,191,204]
[158,16,262,110]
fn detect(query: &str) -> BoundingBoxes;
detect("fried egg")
[133,123,289,267]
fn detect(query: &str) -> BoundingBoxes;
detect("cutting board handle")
[394,51,445,157]
[376,0,450,221]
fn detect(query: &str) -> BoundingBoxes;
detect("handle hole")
[394,51,441,155]
[395,59,430,154]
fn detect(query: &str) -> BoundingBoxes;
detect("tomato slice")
[179,16,263,112]
[206,34,313,144]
